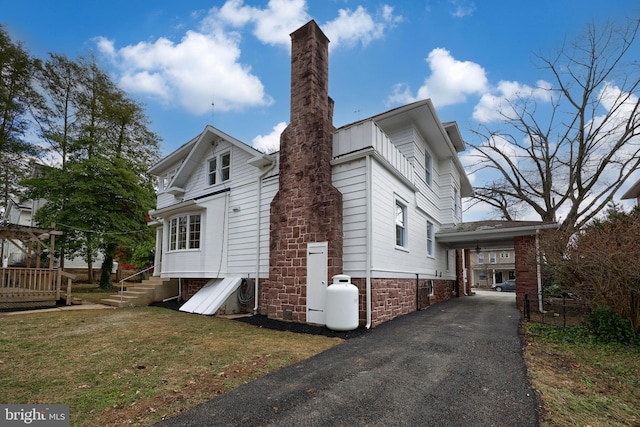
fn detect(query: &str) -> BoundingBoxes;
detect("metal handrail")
[119,264,158,302]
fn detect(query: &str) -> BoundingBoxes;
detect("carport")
[437,220,558,311]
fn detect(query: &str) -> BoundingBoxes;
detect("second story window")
[395,201,407,247]
[478,252,484,264]
[427,220,434,257]
[209,152,231,186]
[425,151,432,187]
[489,252,497,263]
[454,187,460,217]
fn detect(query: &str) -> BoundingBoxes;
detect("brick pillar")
[514,235,538,311]
[268,20,343,322]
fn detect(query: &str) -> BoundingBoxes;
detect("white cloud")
[96,29,272,115]
[97,1,400,117]
[472,79,552,123]
[204,0,310,46]
[388,48,488,108]
[449,0,476,18]
[323,5,402,50]
[252,121,287,153]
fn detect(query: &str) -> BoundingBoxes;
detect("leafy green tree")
[0,25,43,213]
[25,54,160,284]
[27,156,156,288]
[33,54,81,169]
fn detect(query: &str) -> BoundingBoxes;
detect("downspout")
[536,229,543,313]
[254,158,277,314]
[365,154,372,329]
[416,273,420,310]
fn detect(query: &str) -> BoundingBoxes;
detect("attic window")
[209,152,231,186]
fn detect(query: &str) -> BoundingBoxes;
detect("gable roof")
[148,125,276,191]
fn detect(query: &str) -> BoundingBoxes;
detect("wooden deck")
[0,267,62,310]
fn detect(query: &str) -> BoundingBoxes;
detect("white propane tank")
[326,274,359,331]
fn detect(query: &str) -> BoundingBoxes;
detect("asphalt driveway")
[157,290,539,426]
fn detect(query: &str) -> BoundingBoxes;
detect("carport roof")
[436,220,558,249]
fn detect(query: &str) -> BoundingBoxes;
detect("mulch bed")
[150,299,368,340]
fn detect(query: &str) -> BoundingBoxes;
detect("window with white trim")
[159,168,177,191]
[478,252,484,264]
[500,252,510,259]
[169,214,201,251]
[427,220,434,257]
[425,151,432,187]
[489,252,496,263]
[208,152,231,186]
[395,201,407,247]
[454,187,460,218]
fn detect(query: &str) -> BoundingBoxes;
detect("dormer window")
[209,152,231,186]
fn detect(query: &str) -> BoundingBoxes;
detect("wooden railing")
[0,267,60,302]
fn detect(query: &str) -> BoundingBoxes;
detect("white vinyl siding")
[332,159,367,274]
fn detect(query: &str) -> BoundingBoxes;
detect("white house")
[148,20,473,328]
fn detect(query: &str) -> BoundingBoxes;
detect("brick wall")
[181,278,209,301]
[267,20,343,323]
[514,235,538,310]
[350,277,458,328]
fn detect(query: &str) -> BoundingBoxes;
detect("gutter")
[254,158,278,314]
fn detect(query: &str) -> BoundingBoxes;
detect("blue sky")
[3,0,639,219]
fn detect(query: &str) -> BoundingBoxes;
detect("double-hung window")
[208,152,231,186]
[169,214,201,250]
[427,220,434,257]
[395,201,407,247]
[454,187,460,218]
[425,151,432,187]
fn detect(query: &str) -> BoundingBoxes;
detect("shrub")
[585,305,636,345]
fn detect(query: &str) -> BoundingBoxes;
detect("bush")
[585,305,636,345]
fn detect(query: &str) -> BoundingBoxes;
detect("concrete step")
[100,298,134,308]
[100,277,179,308]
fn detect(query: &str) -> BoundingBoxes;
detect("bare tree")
[467,19,640,230]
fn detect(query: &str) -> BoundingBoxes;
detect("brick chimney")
[268,20,343,323]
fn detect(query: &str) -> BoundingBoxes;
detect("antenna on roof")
[355,109,360,120]
[211,99,215,126]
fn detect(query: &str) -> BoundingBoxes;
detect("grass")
[523,323,640,427]
[0,307,342,426]
[4,286,638,427]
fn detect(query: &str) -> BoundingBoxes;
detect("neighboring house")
[0,169,112,274]
[622,178,640,205]
[1,198,35,266]
[470,247,516,288]
[148,20,473,328]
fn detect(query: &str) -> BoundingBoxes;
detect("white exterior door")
[306,242,328,325]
